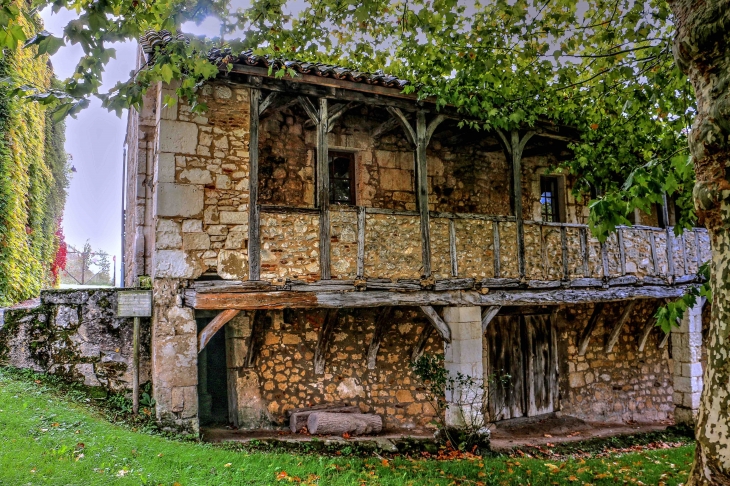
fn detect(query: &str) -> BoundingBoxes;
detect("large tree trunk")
[670,1,730,484]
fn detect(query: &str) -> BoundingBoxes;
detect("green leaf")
[160,64,174,84]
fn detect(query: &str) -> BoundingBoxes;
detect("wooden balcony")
[185,206,710,311]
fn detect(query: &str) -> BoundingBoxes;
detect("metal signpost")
[117,290,152,414]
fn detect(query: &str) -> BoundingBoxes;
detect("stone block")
[442,306,481,324]
[447,339,482,365]
[217,250,247,279]
[182,219,203,233]
[179,168,212,185]
[156,219,182,250]
[171,386,198,418]
[153,333,198,388]
[226,337,248,369]
[448,321,482,341]
[156,152,176,183]
[55,306,79,329]
[156,182,204,217]
[153,250,204,279]
[220,211,247,225]
[379,168,413,191]
[158,120,198,155]
[183,232,211,250]
[681,362,703,378]
[225,231,246,249]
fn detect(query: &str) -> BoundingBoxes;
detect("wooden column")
[317,98,331,279]
[299,96,331,279]
[415,111,432,277]
[248,88,261,280]
[388,108,444,278]
[496,129,535,279]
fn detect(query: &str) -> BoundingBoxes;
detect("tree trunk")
[307,412,383,436]
[289,405,360,433]
[669,1,730,484]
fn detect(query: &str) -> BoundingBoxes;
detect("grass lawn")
[0,367,693,485]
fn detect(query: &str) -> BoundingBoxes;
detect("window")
[329,152,355,205]
[540,176,562,222]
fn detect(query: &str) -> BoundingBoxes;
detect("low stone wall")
[0,289,150,392]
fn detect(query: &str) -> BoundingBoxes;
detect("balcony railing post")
[617,227,626,276]
[561,225,569,280]
[493,221,501,278]
[248,88,261,281]
[580,227,589,277]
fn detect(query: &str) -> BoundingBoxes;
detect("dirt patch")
[489,413,673,452]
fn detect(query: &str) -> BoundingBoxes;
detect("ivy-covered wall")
[0,11,68,306]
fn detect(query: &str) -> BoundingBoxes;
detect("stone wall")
[557,300,674,423]
[217,307,444,431]
[0,289,151,392]
[150,80,251,281]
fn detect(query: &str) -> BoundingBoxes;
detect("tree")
[0,0,726,481]
[668,1,730,483]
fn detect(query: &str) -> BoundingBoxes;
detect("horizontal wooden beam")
[185,285,690,310]
[198,309,241,352]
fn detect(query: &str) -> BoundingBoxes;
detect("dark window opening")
[540,176,561,222]
[329,152,355,205]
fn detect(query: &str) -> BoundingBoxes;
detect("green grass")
[0,367,694,485]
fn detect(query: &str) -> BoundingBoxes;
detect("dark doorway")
[486,314,559,420]
[197,316,229,425]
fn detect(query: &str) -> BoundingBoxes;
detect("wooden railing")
[256,205,710,285]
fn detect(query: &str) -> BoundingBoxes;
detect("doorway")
[197,316,229,425]
[486,314,559,420]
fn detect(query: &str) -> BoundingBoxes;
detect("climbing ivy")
[0,6,68,306]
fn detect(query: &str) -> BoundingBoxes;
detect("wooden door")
[486,314,559,420]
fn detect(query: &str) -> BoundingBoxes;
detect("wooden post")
[481,305,501,334]
[449,219,458,277]
[314,309,338,374]
[649,230,659,275]
[580,227,589,277]
[681,232,689,275]
[496,129,534,280]
[198,309,242,351]
[617,227,626,275]
[132,316,140,415]
[318,98,331,279]
[248,88,261,280]
[601,242,610,279]
[493,221,501,278]
[415,111,432,277]
[662,193,675,279]
[356,206,365,277]
[560,225,569,280]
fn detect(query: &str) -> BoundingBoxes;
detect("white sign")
[117,291,153,317]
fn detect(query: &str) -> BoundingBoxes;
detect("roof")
[139,30,410,91]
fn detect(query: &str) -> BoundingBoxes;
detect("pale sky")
[40,9,225,285]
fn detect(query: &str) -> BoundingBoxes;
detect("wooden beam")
[425,114,446,144]
[366,307,391,369]
[492,222,501,278]
[186,285,693,310]
[370,117,401,140]
[248,89,261,280]
[356,206,366,277]
[198,309,241,352]
[419,306,452,343]
[327,101,359,132]
[604,300,636,353]
[259,91,278,114]
[638,308,658,353]
[411,324,434,361]
[314,309,338,374]
[580,227,589,277]
[297,96,319,124]
[416,111,432,277]
[659,330,670,349]
[618,228,626,276]
[496,129,534,279]
[578,303,605,356]
[387,107,416,146]
[244,310,261,367]
[449,219,458,277]
[649,231,659,275]
[317,98,331,280]
[481,305,501,334]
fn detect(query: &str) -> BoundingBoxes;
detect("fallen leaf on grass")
[225,463,232,468]
[277,471,289,480]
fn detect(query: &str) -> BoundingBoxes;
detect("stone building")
[121,33,710,434]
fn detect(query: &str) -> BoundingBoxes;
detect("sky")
[39,10,224,285]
